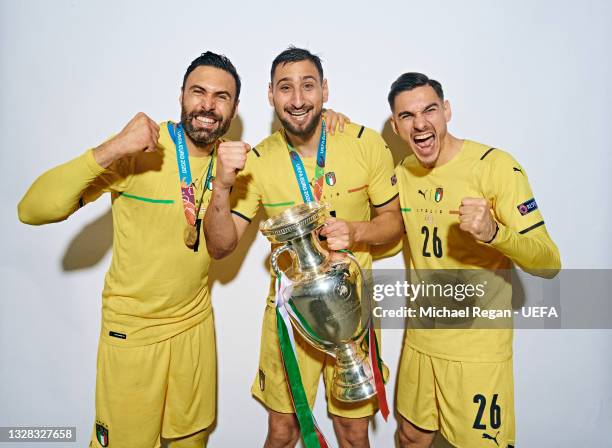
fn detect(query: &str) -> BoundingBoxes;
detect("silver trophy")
[260,202,377,402]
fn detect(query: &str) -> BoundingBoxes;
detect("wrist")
[350,221,367,244]
[212,179,233,193]
[93,139,124,168]
[484,221,499,244]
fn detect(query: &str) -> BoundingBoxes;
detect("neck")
[434,133,463,167]
[184,133,215,157]
[285,119,323,158]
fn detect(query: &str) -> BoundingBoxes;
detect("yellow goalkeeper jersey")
[231,122,398,305]
[395,139,560,361]
[18,122,216,346]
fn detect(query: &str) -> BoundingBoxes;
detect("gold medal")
[184,224,198,248]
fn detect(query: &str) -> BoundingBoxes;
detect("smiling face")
[180,65,238,147]
[391,85,451,168]
[269,60,328,139]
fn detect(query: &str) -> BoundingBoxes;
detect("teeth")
[196,116,216,124]
[414,132,433,142]
[289,110,307,116]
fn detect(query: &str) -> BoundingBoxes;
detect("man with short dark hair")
[18,51,242,448]
[204,47,404,448]
[388,72,561,447]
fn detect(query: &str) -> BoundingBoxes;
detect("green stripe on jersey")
[262,201,296,207]
[120,193,175,204]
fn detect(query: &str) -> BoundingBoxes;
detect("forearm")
[92,139,125,168]
[490,223,561,278]
[352,210,404,246]
[18,149,106,225]
[203,185,239,259]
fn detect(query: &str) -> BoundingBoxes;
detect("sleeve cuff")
[372,192,399,208]
[488,222,511,248]
[231,210,252,223]
[84,148,110,176]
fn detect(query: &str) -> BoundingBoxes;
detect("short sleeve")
[362,128,398,207]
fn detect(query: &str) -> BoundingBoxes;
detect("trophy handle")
[340,251,372,341]
[271,244,294,277]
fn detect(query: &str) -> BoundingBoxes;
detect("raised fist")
[458,197,498,242]
[93,112,160,168]
[112,112,160,156]
[215,141,251,189]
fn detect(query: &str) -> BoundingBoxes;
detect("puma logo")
[513,167,523,174]
[482,431,500,446]
[418,189,426,199]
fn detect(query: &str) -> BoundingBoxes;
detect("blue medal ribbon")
[168,121,215,227]
[286,120,327,203]
[168,122,193,186]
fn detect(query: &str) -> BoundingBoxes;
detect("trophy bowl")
[260,202,376,402]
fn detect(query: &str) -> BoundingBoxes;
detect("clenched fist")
[458,198,498,243]
[320,217,355,251]
[215,141,251,190]
[94,112,160,167]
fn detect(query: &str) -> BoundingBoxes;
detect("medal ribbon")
[286,120,327,203]
[168,122,215,226]
[365,325,389,420]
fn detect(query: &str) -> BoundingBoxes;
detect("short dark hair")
[270,46,324,83]
[388,72,444,110]
[182,51,241,101]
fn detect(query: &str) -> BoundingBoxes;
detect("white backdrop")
[1,0,611,446]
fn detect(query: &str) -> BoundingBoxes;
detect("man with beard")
[204,47,403,448]
[388,73,561,447]
[18,52,240,448]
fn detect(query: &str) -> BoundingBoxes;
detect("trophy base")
[331,341,377,402]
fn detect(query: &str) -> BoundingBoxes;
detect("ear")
[179,88,184,108]
[390,117,398,135]
[268,82,274,107]
[444,100,452,123]
[232,99,240,119]
[322,78,329,103]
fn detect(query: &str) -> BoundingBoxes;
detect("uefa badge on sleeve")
[517,197,538,215]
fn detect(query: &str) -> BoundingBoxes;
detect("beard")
[415,150,440,169]
[278,106,323,139]
[180,106,233,147]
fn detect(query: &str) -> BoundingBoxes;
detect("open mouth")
[286,108,311,123]
[193,115,218,130]
[413,132,435,150]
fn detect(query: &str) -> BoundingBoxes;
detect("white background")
[1,0,611,446]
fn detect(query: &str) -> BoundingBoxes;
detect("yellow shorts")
[251,305,385,419]
[89,314,216,448]
[397,345,515,448]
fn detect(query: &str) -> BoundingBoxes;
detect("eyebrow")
[189,84,232,98]
[397,102,439,118]
[275,75,318,87]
